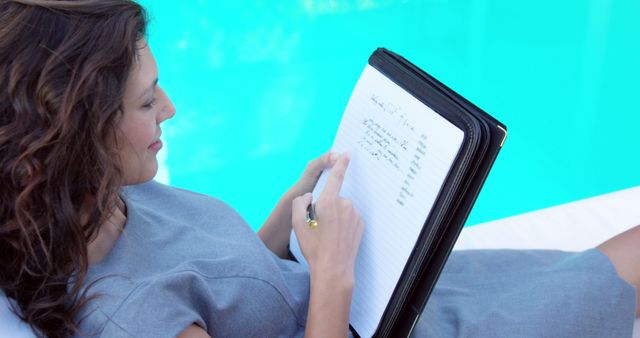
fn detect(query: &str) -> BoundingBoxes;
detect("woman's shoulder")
[123,179,220,203]
[122,180,239,217]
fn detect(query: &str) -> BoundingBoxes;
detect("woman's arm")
[597,224,640,317]
[178,324,211,338]
[258,152,338,258]
[306,272,354,338]
[258,192,296,258]
[291,154,365,337]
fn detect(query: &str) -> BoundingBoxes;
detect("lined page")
[290,64,464,337]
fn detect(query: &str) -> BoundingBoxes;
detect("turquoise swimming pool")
[139,0,640,231]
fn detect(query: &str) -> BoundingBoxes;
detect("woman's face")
[118,40,175,185]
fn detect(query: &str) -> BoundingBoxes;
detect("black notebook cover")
[288,48,506,338]
[362,48,507,337]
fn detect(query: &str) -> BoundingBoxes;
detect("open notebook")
[290,48,507,337]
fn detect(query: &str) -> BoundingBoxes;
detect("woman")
[1,1,362,337]
[0,1,637,337]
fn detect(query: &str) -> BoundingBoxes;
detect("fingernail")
[343,151,350,160]
[329,152,339,163]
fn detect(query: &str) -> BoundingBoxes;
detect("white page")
[290,64,464,337]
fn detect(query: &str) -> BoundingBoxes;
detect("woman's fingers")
[289,151,339,198]
[320,153,350,198]
[303,151,339,179]
[290,153,362,277]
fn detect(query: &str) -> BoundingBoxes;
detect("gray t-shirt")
[75,180,636,337]
[77,180,309,337]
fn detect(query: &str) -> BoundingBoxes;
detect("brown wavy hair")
[0,0,147,336]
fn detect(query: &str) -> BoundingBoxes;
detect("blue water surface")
[139,0,640,230]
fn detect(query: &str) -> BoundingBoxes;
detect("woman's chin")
[123,161,159,186]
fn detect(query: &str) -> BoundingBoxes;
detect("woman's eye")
[142,98,157,109]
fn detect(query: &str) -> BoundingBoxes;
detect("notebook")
[289,48,507,337]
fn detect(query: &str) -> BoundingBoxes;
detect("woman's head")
[119,38,175,184]
[0,0,159,336]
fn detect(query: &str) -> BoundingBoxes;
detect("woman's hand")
[258,151,339,258]
[291,152,364,283]
[291,153,365,338]
[286,151,339,200]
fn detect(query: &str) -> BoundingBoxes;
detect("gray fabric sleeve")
[100,270,305,338]
[99,277,203,338]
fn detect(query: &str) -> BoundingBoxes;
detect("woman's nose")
[157,86,176,122]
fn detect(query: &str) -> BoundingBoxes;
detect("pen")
[306,203,318,229]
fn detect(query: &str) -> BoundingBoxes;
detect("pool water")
[139,0,640,231]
